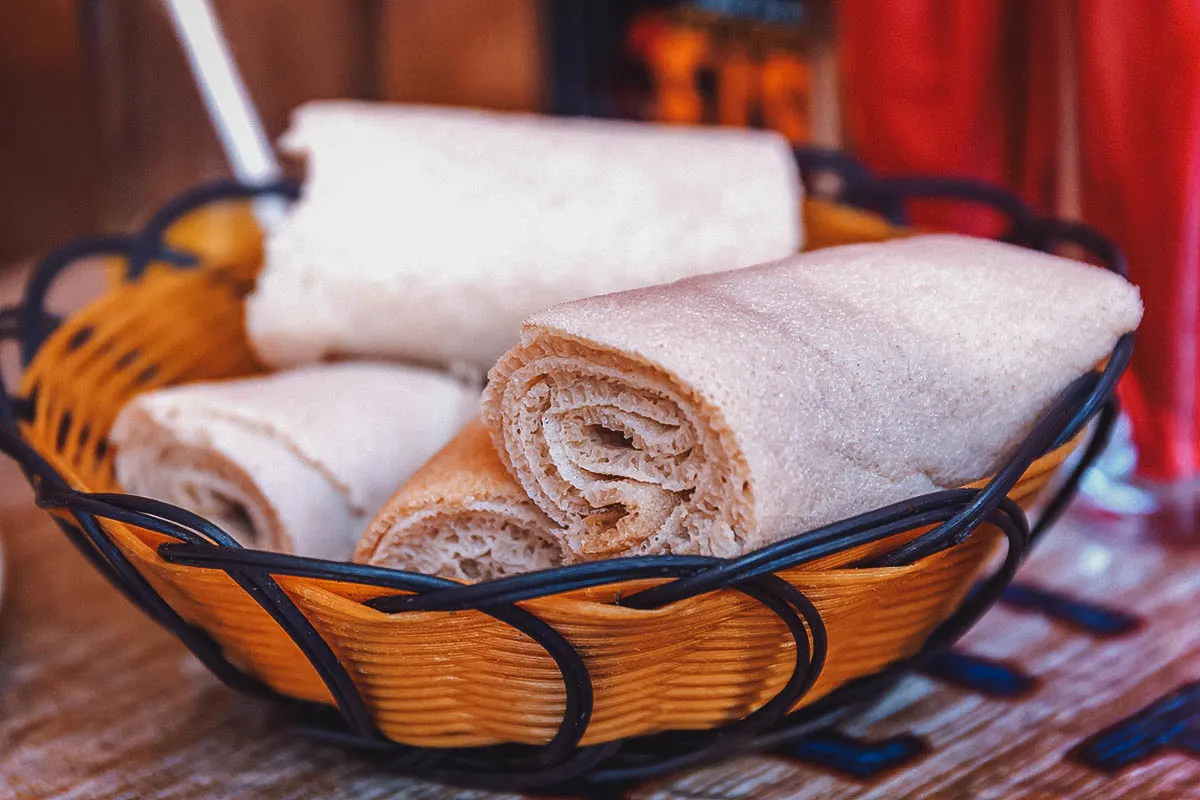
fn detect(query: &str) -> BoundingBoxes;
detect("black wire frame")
[0,158,1134,792]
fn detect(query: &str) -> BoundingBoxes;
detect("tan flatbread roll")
[355,419,562,581]
[482,234,1143,561]
[112,362,478,560]
[247,100,803,371]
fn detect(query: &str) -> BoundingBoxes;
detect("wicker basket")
[0,152,1132,791]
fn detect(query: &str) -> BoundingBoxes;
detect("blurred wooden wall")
[0,0,101,263]
[0,0,545,263]
[380,0,544,111]
[89,0,379,229]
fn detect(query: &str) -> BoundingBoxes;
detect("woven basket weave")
[0,154,1131,790]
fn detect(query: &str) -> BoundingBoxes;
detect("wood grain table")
[2,458,1200,799]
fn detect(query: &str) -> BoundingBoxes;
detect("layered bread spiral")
[482,235,1143,560]
[356,420,563,580]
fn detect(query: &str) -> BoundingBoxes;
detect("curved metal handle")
[15,236,197,366]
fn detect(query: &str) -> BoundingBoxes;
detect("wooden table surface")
[1,269,1200,799]
[3,462,1200,799]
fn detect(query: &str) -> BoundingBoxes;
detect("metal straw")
[161,0,287,229]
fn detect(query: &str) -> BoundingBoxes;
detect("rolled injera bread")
[111,362,478,560]
[482,234,1143,560]
[247,101,803,371]
[355,419,563,581]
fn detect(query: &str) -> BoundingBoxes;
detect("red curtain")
[1076,0,1200,481]
[837,0,1016,234]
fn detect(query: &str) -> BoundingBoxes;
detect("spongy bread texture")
[112,362,478,560]
[482,234,1143,560]
[246,100,803,371]
[355,419,563,581]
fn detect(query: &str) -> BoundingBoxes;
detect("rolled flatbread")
[247,101,803,371]
[482,235,1143,560]
[355,419,563,581]
[111,362,478,560]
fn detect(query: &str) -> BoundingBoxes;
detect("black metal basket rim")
[0,153,1136,790]
[0,170,1132,604]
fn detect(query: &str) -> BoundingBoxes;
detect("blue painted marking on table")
[1001,583,1140,638]
[921,650,1037,698]
[1070,681,1200,771]
[780,730,928,779]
